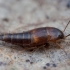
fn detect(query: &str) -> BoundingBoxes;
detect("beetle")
[0,21,70,49]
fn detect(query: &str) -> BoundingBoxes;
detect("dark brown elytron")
[0,21,70,47]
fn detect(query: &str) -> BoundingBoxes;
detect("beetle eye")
[58,34,64,39]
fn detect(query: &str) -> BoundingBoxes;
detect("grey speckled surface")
[0,0,70,70]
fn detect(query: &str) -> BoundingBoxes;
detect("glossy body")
[0,27,64,47]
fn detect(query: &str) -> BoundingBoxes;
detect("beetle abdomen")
[0,32,31,46]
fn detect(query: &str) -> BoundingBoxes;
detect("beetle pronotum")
[0,21,70,50]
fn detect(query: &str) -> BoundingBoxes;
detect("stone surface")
[0,0,70,70]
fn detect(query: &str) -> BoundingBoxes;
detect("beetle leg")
[55,43,67,55]
[27,43,50,53]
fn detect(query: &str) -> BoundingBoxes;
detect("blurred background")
[0,0,70,70]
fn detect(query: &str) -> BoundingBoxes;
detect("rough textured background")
[0,0,70,70]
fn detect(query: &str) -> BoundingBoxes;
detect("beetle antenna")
[63,21,70,32]
[63,21,70,38]
[65,34,70,38]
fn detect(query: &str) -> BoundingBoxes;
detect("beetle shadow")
[0,41,24,51]
[0,41,66,54]
[0,42,50,53]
